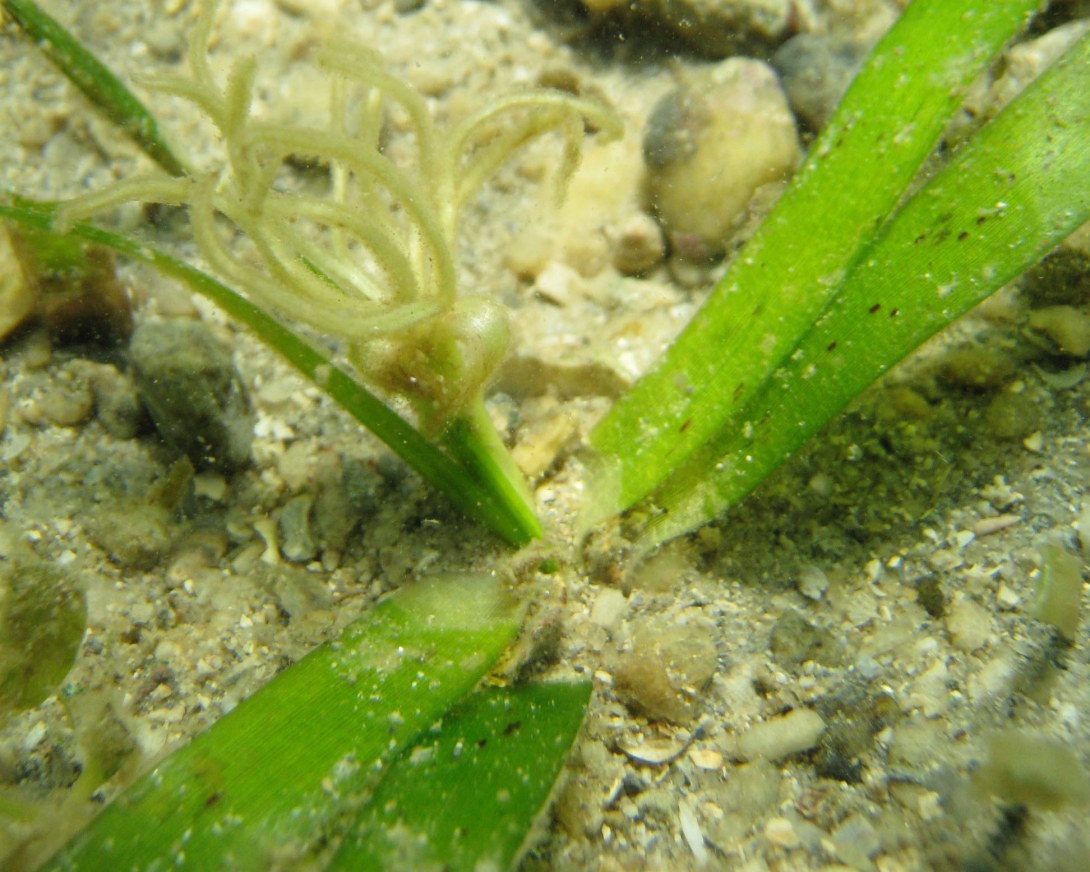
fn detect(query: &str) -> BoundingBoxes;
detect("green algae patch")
[976,731,1090,811]
[331,681,592,872]
[40,574,522,871]
[1032,544,1084,643]
[0,559,86,717]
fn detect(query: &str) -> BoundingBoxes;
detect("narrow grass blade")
[636,31,1090,550]
[0,200,541,546]
[40,574,523,871]
[2,0,187,176]
[588,0,1041,516]
[331,681,591,872]
[441,396,543,544]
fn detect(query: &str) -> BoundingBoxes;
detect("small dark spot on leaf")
[733,383,745,403]
[205,792,222,808]
[503,720,522,736]
[680,419,692,433]
[976,214,988,225]
[827,341,838,352]
[958,231,969,241]
[868,303,881,314]
[914,233,927,245]
[890,308,900,317]
[759,410,772,426]
[477,737,488,749]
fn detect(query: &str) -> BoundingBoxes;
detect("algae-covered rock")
[85,504,174,571]
[574,0,798,58]
[0,558,86,716]
[643,58,800,262]
[975,730,1090,811]
[6,226,133,347]
[0,225,35,343]
[612,624,717,725]
[129,319,254,473]
[769,610,843,667]
[983,390,1040,441]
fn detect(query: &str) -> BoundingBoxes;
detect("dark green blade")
[331,681,592,872]
[3,0,187,176]
[39,574,523,871]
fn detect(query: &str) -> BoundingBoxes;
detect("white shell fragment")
[678,797,709,865]
[618,737,689,766]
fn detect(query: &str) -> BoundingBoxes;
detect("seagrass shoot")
[2,0,621,546]
[586,0,1090,554]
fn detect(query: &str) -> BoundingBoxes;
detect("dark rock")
[773,34,868,131]
[129,319,253,473]
[916,574,946,619]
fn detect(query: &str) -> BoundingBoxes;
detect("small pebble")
[279,495,318,564]
[734,708,826,761]
[0,226,34,342]
[1027,305,1090,357]
[797,565,829,600]
[1022,431,1044,453]
[973,513,1021,537]
[995,583,1021,610]
[610,213,666,276]
[589,588,627,632]
[763,816,801,850]
[773,34,868,130]
[945,598,991,652]
[690,748,723,771]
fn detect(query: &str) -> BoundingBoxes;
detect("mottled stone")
[612,624,717,725]
[644,58,800,262]
[129,319,254,473]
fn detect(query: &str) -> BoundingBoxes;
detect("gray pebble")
[129,319,253,473]
[279,494,319,564]
[773,34,868,131]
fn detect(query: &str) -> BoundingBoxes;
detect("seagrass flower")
[57,0,621,431]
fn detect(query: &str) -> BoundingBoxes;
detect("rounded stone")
[643,58,800,262]
[129,319,254,473]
